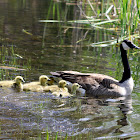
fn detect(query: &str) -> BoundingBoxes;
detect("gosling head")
[14,76,25,85]
[121,40,140,50]
[58,80,67,88]
[39,75,50,86]
[71,83,81,94]
[47,76,56,85]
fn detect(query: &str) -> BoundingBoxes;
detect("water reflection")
[75,95,133,138]
[100,95,133,115]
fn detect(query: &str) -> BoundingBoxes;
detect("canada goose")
[43,80,68,93]
[52,83,81,97]
[50,40,140,97]
[23,75,50,92]
[0,76,25,91]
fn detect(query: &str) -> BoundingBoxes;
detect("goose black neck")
[119,44,131,83]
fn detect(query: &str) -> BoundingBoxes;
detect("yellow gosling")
[23,75,50,92]
[52,90,71,97]
[70,83,81,94]
[0,76,25,91]
[47,76,56,85]
[43,80,68,92]
[52,83,81,98]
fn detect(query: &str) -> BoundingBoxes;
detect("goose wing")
[83,78,120,97]
[50,71,100,88]
[50,71,120,97]
[85,83,121,98]
[50,71,118,86]
[100,78,119,89]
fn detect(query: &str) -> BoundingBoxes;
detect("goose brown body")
[50,71,120,97]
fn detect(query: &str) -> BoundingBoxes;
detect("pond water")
[0,0,140,139]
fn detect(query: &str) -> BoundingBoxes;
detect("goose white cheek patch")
[122,42,130,50]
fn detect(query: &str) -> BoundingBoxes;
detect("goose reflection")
[99,95,133,115]
[74,95,133,138]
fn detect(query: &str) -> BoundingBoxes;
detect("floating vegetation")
[0,66,26,71]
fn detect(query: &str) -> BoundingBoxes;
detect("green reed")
[40,0,139,42]
[41,0,69,47]
[117,0,139,37]
[46,129,49,140]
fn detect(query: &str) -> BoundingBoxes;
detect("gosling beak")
[22,79,25,83]
[79,85,82,88]
[47,79,51,81]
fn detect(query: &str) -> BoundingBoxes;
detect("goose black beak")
[131,43,140,49]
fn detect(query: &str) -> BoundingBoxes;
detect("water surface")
[0,0,140,139]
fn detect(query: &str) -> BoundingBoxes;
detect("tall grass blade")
[87,0,97,16]
[42,0,53,48]
[65,133,68,140]
[55,132,58,140]
[46,130,49,140]
[93,19,119,26]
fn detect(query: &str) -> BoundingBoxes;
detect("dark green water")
[0,0,140,139]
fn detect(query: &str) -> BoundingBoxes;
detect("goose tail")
[50,72,61,77]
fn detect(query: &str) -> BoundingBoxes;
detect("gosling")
[70,83,82,94]
[0,76,25,91]
[52,83,81,98]
[67,82,85,95]
[23,75,50,92]
[47,76,57,85]
[43,80,68,93]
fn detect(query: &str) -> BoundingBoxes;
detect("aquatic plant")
[0,45,31,80]
[116,0,139,37]
[39,0,140,46]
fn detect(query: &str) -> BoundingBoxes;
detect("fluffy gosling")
[47,76,57,85]
[52,83,81,98]
[0,76,25,91]
[70,83,81,94]
[43,80,68,92]
[23,75,50,92]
